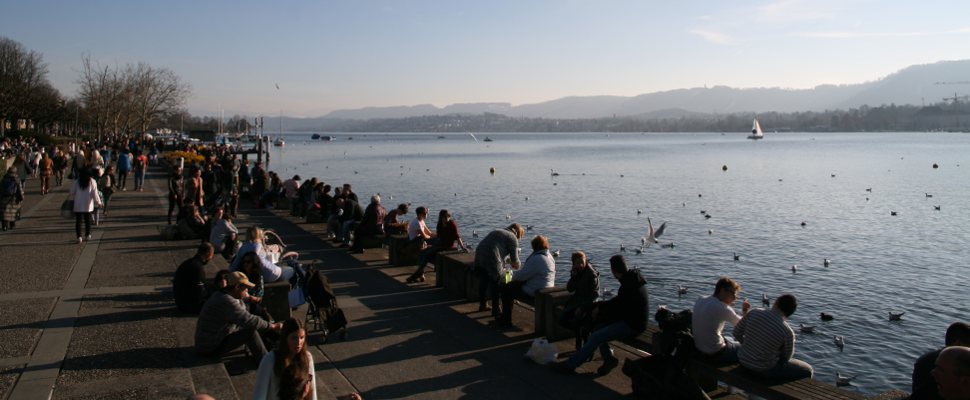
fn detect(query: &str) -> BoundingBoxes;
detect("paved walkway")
[0,165,641,399]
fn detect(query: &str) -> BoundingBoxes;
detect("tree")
[77,55,192,139]
[0,36,53,135]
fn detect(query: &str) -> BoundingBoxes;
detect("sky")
[3,0,969,117]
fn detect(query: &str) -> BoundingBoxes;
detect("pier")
[0,163,909,399]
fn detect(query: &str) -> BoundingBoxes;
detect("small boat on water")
[747,118,764,140]
[273,137,285,147]
[483,136,494,142]
[437,135,446,139]
[320,135,335,141]
[311,133,321,140]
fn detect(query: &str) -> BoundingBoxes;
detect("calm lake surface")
[269,131,968,395]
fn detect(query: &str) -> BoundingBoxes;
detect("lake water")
[268,131,969,395]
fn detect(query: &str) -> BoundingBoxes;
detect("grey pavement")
[0,163,640,400]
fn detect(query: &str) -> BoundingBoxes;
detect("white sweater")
[70,178,102,212]
[252,351,317,400]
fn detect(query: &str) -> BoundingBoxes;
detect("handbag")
[60,199,74,219]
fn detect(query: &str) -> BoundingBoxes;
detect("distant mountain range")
[272,59,970,130]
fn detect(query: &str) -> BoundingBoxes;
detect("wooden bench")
[614,324,876,400]
[388,234,419,266]
[438,251,475,298]
[434,249,466,288]
[354,233,384,249]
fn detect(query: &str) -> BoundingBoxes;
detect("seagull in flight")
[643,217,667,247]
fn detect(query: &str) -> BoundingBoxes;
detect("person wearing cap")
[195,270,283,361]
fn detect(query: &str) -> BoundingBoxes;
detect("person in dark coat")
[559,251,600,350]
[911,322,970,400]
[173,243,214,313]
[552,255,647,376]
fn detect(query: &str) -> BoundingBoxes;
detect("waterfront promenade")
[0,165,642,399]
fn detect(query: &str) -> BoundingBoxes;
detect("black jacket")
[598,268,649,333]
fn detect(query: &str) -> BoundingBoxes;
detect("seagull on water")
[734,252,740,261]
[552,250,560,258]
[934,205,941,211]
[823,259,831,267]
[472,230,479,238]
[889,312,905,321]
[642,217,667,247]
[661,242,675,249]
[836,373,855,387]
[708,229,713,235]
[677,286,688,295]
[635,247,644,255]
[637,209,642,215]
[925,193,933,198]
[834,335,845,350]
[800,324,816,334]
[620,244,626,252]
[791,265,798,273]
[820,312,835,321]
[761,293,770,307]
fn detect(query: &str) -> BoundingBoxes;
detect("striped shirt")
[734,308,795,371]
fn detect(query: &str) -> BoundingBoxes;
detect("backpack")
[624,308,708,400]
[2,176,17,196]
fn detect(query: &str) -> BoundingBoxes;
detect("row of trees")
[1,36,201,140]
[77,55,191,137]
[319,102,970,133]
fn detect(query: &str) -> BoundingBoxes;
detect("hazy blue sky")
[3,0,969,117]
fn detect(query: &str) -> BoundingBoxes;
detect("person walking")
[70,168,102,243]
[1,168,25,231]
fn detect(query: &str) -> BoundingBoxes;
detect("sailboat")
[747,118,764,140]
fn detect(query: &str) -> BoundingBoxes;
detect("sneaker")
[77,237,83,244]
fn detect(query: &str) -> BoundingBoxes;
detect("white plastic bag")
[524,338,558,365]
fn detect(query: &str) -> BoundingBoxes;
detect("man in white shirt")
[407,206,435,244]
[692,277,750,363]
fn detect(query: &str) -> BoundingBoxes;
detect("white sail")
[748,118,764,140]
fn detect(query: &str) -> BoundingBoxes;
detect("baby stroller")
[303,263,348,343]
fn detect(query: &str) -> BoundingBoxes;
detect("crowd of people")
[8,135,967,399]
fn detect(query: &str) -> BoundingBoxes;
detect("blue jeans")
[749,358,814,381]
[704,339,740,363]
[134,169,145,189]
[566,321,637,369]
